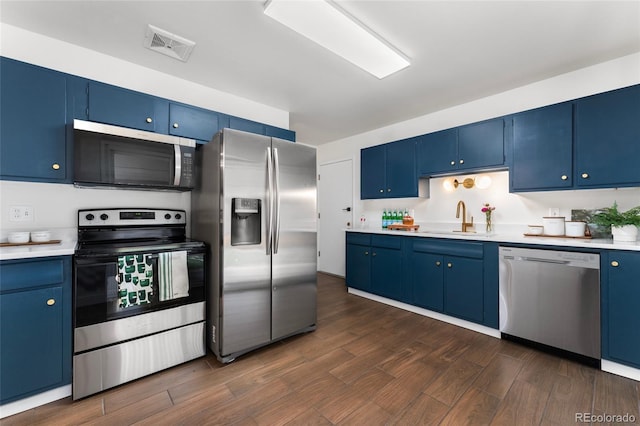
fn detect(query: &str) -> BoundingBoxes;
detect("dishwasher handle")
[504,255,570,265]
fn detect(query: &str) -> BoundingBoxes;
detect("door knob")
[46,299,55,306]
[52,163,60,170]
[581,173,589,179]
[342,207,351,212]
[611,261,619,267]
[561,175,568,180]
[173,123,179,128]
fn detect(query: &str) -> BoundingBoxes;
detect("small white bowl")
[8,231,30,244]
[527,225,544,235]
[30,230,51,243]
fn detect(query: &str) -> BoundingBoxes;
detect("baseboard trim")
[347,288,501,338]
[0,385,71,419]
[601,359,640,382]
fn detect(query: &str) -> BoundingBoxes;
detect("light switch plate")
[548,208,560,217]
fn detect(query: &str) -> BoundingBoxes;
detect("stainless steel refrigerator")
[192,128,317,363]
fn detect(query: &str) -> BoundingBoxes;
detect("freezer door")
[220,129,272,357]
[271,139,317,340]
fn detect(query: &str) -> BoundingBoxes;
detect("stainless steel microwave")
[73,119,196,191]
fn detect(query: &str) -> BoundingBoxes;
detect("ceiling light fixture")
[263,0,410,79]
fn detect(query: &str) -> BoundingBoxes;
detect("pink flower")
[481,203,495,213]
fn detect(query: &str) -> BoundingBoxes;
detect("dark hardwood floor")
[4,273,639,425]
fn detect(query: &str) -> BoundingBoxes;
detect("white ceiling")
[1,1,639,145]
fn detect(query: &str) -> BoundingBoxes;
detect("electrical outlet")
[9,206,34,222]
[548,208,560,217]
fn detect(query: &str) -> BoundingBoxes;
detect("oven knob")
[85,213,95,221]
[165,214,171,220]
[175,213,182,220]
[100,213,109,221]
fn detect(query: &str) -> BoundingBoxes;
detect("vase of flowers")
[482,203,496,234]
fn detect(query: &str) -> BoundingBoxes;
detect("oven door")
[73,246,205,329]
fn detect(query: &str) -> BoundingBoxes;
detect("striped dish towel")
[158,251,189,301]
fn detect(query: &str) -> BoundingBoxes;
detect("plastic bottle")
[382,209,387,229]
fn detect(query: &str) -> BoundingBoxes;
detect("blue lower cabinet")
[443,256,484,323]
[602,250,640,369]
[346,234,408,301]
[412,252,444,312]
[346,240,371,292]
[411,238,492,327]
[370,236,405,301]
[0,256,72,404]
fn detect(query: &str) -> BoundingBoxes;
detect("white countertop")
[0,228,77,261]
[347,228,640,252]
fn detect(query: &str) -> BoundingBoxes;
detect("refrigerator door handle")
[266,147,274,255]
[273,147,281,254]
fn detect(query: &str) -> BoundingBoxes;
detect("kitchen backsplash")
[356,171,640,235]
[0,181,191,239]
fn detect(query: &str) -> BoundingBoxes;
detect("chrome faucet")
[456,200,474,232]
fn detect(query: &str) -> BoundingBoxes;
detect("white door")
[318,159,353,276]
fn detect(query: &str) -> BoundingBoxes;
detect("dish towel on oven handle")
[158,251,189,301]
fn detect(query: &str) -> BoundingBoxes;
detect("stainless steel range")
[72,208,206,399]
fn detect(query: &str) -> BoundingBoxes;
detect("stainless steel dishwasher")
[499,246,600,363]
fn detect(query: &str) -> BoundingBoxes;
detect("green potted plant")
[593,202,640,242]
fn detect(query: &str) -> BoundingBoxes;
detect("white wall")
[318,53,640,233]
[0,23,291,235]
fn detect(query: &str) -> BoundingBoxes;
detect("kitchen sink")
[418,230,489,238]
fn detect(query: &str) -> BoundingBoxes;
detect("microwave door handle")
[173,145,182,186]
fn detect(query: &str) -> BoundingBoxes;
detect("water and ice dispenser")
[231,198,261,245]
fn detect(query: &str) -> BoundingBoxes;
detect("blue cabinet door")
[88,81,168,132]
[346,243,371,291]
[361,145,387,199]
[457,118,504,171]
[575,84,640,188]
[0,286,63,403]
[511,103,573,191]
[1,58,68,182]
[603,251,640,369]
[386,138,418,198]
[371,247,403,300]
[417,129,458,175]
[412,252,444,312]
[0,256,72,404]
[443,256,484,323]
[169,103,219,143]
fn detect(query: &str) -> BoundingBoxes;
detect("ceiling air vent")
[144,24,195,62]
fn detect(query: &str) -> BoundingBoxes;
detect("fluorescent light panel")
[264,0,410,79]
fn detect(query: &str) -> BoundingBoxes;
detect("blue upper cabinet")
[510,102,573,191]
[417,118,504,176]
[169,103,219,143]
[575,84,640,188]
[229,116,266,135]
[0,58,70,183]
[457,118,505,170]
[417,129,458,175]
[361,138,420,199]
[88,81,169,133]
[265,125,296,142]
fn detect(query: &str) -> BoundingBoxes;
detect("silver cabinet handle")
[435,261,441,266]
[450,161,455,166]
[173,123,179,128]
[364,251,369,255]
[447,262,452,268]
[459,159,464,165]
[146,117,153,123]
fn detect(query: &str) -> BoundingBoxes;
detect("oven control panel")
[78,208,186,227]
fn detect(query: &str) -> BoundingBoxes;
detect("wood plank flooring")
[4,273,639,425]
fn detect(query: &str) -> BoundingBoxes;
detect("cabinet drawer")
[0,258,65,292]
[412,238,483,259]
[346,233,371,246]
[371,235,403,250]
